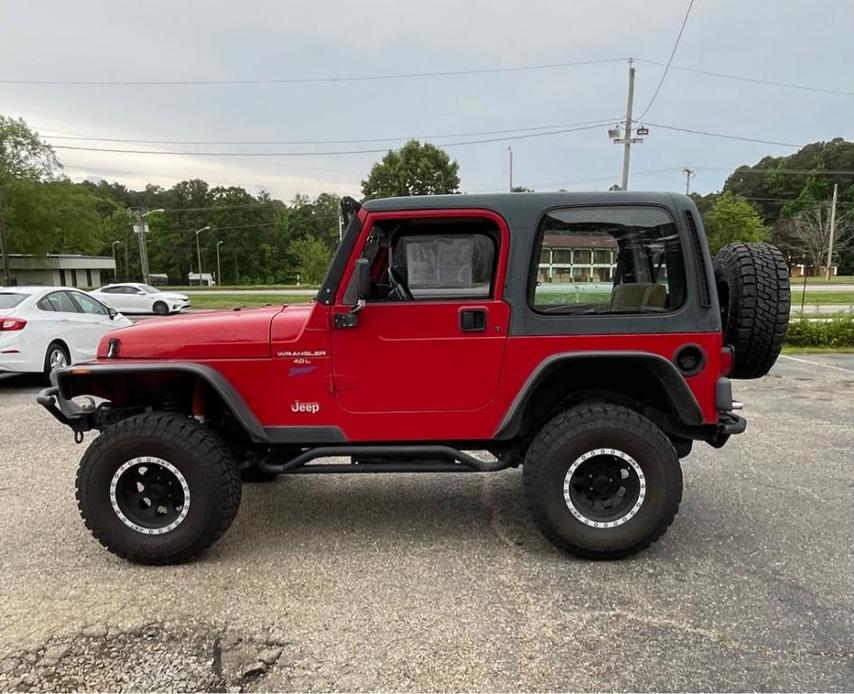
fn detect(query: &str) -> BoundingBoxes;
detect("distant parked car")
[89,283,191,315]
[0,287,132,377]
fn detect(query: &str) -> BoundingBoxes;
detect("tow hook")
[74,430,84,444]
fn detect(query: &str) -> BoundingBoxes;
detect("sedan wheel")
[43,342,70,380]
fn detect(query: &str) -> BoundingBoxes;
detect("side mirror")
[108,307,118,320]
[342,257,370,306]
[336,258,370,328]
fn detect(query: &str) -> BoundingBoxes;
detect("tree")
[4,178,102,255]
[288,236,330,284]
[0,116,61,181]
[702,192,769,254]
[361,140,460,199]
[779,204,853,275]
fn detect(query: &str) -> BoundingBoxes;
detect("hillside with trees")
[2,113,851,283]
[710,138,854,273]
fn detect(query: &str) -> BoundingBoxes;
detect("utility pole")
[216,240,224,286]
[0,185,10,286]
[123,241,129,281]
[826,183,838,280]
[508,145,513,191]
[682,168,695,195]
[134,210,149,285]
[112,241,120,280]
[133,208,164,285]
[609,60,645,190]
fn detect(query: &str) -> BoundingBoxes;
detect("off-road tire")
[76,412,241,565]
[43,341,69,381]
[153,301,169,315]
[523,404,682,559]
[714,242,790,379]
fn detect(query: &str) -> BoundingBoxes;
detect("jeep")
[38,192,790,564]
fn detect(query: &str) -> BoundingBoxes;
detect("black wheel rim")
[563,448,646,528]
[110,457,190,535]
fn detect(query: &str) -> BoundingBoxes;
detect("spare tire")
[714,242,790,379]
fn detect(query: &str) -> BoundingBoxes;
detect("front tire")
[76,413,241,565]
[523,404,682,559]
[153,301,169,315]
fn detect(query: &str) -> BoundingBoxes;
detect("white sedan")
[0,286,132,377]
[89,283,191,315]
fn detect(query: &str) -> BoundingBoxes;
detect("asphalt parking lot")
[0,355,852,692]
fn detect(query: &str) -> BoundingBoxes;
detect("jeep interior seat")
[610,283,668,312]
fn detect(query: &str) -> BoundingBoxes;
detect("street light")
[216,240,224,287]
[194,225,211,285]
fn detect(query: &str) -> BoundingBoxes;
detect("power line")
[38,118,618,146]
[635,59,854,97]
[636,0,696,120]
[49,122,612,157]
[0,58,626,86]
[646,123,802,148]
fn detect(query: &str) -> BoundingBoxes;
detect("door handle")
[459,308,487,332]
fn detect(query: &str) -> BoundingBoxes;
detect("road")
[0,356,852,691]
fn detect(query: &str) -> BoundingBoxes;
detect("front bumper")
[37,384,95,434]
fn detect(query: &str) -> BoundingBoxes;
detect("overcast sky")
[1,0,852,201]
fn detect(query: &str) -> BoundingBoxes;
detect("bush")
[786,314,854,348]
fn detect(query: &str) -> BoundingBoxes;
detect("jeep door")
[331,210,510,414]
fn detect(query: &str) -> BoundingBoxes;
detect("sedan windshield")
[139,285,161,294]
[0,293,27,309]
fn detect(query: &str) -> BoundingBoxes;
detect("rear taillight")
[720,346,734,376]
[0,317,27,332]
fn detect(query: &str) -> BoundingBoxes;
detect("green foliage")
[702,192,769,254]
[786,314,854,348]
[4,178,103,255]
[0,116,60,182]
[361,140,460,199]
[288,236,330,285]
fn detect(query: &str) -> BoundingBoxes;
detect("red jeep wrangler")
[39,192,790,564]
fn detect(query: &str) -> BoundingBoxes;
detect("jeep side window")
[530,206,687,315]
[361,218,498,301]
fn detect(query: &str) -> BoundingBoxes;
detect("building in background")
[537,234,618,283]
[2,254,116,288]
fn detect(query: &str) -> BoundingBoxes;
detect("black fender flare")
[494,351,704,439]
[54,362,270,443]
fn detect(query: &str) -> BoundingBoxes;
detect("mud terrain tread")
[75,413,241,565]
[523,403,681,559]
[714,242,790,379]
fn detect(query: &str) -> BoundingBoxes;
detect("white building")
[3,254,116,288]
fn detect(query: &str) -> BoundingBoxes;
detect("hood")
[156,292,189,301]
[98,306,285,360]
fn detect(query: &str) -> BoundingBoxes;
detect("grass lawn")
[167,284,316,292]
[782,345,854,354]
[187,293,312,309]
[800,275,854,285]
[791,290,854,305]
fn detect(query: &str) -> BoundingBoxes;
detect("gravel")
[0,355,852,691]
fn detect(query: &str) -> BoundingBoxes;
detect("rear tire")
[714,242,790,379]
[76,413,241,565]
[43,341,69,380]
[153,301,169,315]
[523,404,682,559]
